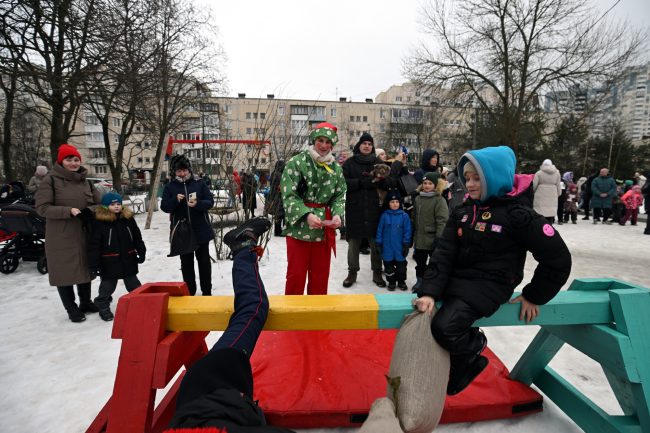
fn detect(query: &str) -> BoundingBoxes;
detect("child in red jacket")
[619,185,643,226]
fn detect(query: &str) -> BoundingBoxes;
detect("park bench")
[86,278,650,433]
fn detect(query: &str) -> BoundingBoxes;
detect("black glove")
[402,245,409,257]
[89,267,101,277]
[137,254,146,264]
[77,207,94,224]
[376,244,383,255]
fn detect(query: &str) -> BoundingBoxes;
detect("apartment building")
[544,63,650,143]
[213,84,473,172]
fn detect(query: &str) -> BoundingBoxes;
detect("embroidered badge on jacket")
[482,211,492,220]
[475,222,487,232]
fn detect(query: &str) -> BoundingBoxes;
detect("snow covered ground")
[0,206,648,433]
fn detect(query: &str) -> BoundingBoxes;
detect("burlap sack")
[358,397,404,433]
[386,309,450,433]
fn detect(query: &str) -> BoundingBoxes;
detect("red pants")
[285,236,331,295]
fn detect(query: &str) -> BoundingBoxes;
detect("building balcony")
[86,141,106,149]
[87,157,107,164]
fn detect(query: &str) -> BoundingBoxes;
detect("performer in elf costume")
[280,122,347,295]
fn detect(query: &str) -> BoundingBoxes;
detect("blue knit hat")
[101,192,122,207]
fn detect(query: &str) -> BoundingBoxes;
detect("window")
[278,105,285,115]
[246,128,252,134]
[395,96,402,102]
[144,142,150,149]
[112,117,121,127]
[350,116,355,122]
[380,124,385,133]
[261,158,267,164]
[331,108,337,117]
[224,104,230,113]
[226,151,233,159]
[291,105,309,115]
[91,149,105,158]
[356,116,361,122]
[253,113,258,119]
[380,109,385,119]
[260,112,266,120]
[136,125,142,133]
[88,132,103,141]
[95,165,108,174]
[85,114,98,125]
[406,96,411,102]
[362,116,368,122]
[137,157,143,163]
[246,112,252,119]
[145,157,151,164]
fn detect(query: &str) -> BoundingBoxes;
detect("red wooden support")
[86,282,210,433]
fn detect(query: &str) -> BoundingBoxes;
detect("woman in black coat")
[161,155,215,296]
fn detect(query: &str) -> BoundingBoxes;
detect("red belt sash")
[305,202,336,257]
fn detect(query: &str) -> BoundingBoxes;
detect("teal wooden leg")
[608,289,650,431]
[510,328,564,385]
[536,367,642,433]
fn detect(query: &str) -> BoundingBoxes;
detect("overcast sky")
[204,0,650,101]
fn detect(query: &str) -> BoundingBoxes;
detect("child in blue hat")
[375,190,412,291]
[88,192,146,321]
[414,146,572,395]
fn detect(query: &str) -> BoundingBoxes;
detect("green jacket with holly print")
[280,150,346,241]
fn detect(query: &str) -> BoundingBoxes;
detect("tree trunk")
[2,90,15,181]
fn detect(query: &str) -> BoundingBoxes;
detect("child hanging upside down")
[165,217,296,433]
[414,146,572,396]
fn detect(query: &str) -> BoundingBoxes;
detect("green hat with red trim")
[309,122,338,146]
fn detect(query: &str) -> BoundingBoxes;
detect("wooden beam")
[164,291,614,331]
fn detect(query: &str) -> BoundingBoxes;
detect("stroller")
[0,202,47,274]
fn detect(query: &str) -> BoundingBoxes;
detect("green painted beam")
[510,329,564,385]
[543,325,638,382]
[374,291,614,329]
[535,367,643,433]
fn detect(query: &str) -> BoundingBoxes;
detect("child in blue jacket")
[376,191,412,291]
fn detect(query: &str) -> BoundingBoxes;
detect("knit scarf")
[354,153,376,164]
[419,191,436,197]
[308,147,335,173]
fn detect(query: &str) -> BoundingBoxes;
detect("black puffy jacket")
[342,153,385,239]
[418,177,571,316]
[88,206,146,279]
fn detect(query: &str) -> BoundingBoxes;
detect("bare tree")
[0,0,30,181]
[2,0,104,161]
[405,0,644,157]
[142,0,225,228]
[82,0,158,192]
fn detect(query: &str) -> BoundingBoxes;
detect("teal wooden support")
[510,279,650,433]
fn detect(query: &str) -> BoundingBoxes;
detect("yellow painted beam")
[166,294,380,331]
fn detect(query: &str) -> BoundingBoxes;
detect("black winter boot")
[372,270,386,287]
[57,286,86,323]
[447,355,488,396]
[342,272,357,288]
[77,283,99,313]
[224,217,271,258]
[99,308,114,322]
